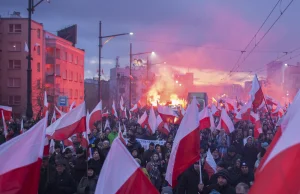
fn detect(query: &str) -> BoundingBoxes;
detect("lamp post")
[26,0,48,119]
[98,21,132,102]
[128,45,154,107]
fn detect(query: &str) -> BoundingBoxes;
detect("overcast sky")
[1,0,299,85]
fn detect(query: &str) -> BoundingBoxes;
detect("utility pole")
[98,21,102,102]
[129,43,132,108]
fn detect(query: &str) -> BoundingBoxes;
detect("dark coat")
[88,159,103,176]
[237,172,254,187]
[46,170,76,194]
[223,153,241,169]
[242,145,258,170]
[202,183,236,194]
[177,167,209,194]
[73,157,87,183]
[77,176,98,194]
[38,165,56,194]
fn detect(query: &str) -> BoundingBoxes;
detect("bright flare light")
[129,32,134,35]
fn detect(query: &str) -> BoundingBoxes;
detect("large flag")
[138,111,149,129]
[130,104,138,113]
[0,117,47,194]
[156,115,170,135]
[112,101,118,118]
[217,108,235,134]
[235,100,252,121]
[166,97,200,187]
[198,107,211,130]
[89,101,102,130]
[204,149,217,178]
[0,105,12,121]
[46,102,86,140]
[250,111,262,138]
[157,103,177,123]
[250,91,300,193]
[250,74,264,111]
[95,137,159,194]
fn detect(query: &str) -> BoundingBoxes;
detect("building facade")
[0,14,44,118]
[282,63,300,103]
[84,78,109,111]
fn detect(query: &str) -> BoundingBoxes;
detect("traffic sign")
[58,96,68,107]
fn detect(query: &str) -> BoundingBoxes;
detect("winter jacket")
[73,158,87,183]
[242,145,258,170]
[88,159,104,176]
[77,175,98,194]
[46,170,76,194]
[201,183,236,194]
[237,172,254,187]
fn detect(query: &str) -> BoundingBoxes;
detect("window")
[69,54,73,63]
[55,64,60,76]
[56,49,61,59]
[64,52,67,61]
[9,24,22,33]
[37,79,41,89]
[8,42,21,51]
[8,95,21,106]
[37,62,41,72]
[63,70,67,79]
[75,90,78,98]
[79,74,82,83]
[75,73,78,82]
[8,60,21,69]
[69,89,73,98]
[75,56,78,64]
[8,78,21,87]
[69,71,73,81]
[37,29,41,38]
[37,46,41,55]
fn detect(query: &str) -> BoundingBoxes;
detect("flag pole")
[255,75,275,129]
[199,159,203,184]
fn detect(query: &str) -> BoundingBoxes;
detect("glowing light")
[129,32,134,35]
[179,84,182,86]
[285,63,288,67]
[151,51,155,55]
[175,80,178,83]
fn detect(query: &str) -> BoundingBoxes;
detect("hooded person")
[199,169,235,194]
[223,145,242,169]
[77,165,98,194]
[236,162,254,187]
[73,147,88,184]
[242,136,258,170]
[208,161,226,185]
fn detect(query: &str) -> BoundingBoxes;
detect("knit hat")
[216,169,231,181]
[241,162,248,168]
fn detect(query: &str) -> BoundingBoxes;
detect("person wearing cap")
[236,162,254,187]
[46,160,76,194]
[223,145,241,170]
[199,169,235,194]
[228,158,242,186]
[208,161,226,185]
[77,165,98,194]
[177,161,209,194]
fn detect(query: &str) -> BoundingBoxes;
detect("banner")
[125,138,166,150]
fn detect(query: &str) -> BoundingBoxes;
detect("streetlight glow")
[175,80,178,83]
[179,83,182,86]
[285,63,288,67]
[129,32,134,35]
[151,51,155,55]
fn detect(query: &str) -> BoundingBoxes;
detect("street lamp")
[129,43,154,107]
[26,0,49,119]
[98,21,132,102]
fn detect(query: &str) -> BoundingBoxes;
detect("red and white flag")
[0,105,12,121]
[138,111,148,128]
[235,100,252,121]
[51,111,56,125]
[130,104,138,113]
[46,102,86,140]
[0,117,47,194]
[69,101,76,112]
[157,104,177,123]
[222,98,236,112]
[250,74,264,111]
[217,109,235,134]
[211,104,221,117]
[112,101,118,118]
[156,114,170,135]
[20,119,25,134]
[95,137,158,194]
[104,118,110,129]
[148,106,157,134]
[198,107,211,130]
[63,136,74,147]
[55,106,65,118]
[250,111,262,138]
[166,97,200,187]
[1,110,8,138]
[89,101,102,130]
[120,96,125,111]
[204,149,217,178]
[250,90,300,194]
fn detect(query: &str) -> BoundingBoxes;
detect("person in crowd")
[165,141,172,154]
[143,142,156,165]
[63,148,76,172]
[199,169,236,194]
[211,147,221,164]
[208,161,226,185]
[155,144,165,161]
[77,165,98,194]
[146,152,163,190]
[88,149,104,176]
[46,160,76,194]
[254,147,266,172]
[228,158,242,186]
[237,162,254,187]
[38,156,56,194]
[49,143,62,165]
[177,161,209,194]
[126,135,142,153]
[135,158,150,179]
[242,137,258,171]
[223,145,241,169]
[73,148,88,184]
[108,127,118,144]
[217,129,230,147]
[235,182,250,194]
[218,136,229,159]
[101,140,110,157]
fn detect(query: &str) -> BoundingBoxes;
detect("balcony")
[46,75,54,84]
[46,55,55,64]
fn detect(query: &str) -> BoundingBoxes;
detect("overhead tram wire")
[220,0,283,81]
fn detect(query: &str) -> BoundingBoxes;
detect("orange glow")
[148,93,187,108]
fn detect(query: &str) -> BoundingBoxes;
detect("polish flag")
[138,111,148,129]
[112,101,118,118]
[272,104,284,118]
[217,109,235,134]
[211,104,221,117]
[20,119,25,134]
[1,110,8,138]
[63,136,74,147]
[250,111,262,138]
[120,96,125,111]
[222,98,236,112]
[42,91,48,117]
[69,101,76,112]
[148,106,157,134]
[51,111,56,125]
[104,118,111,129]
[89,101,102,130]
[118,122,126,145]
[102,110,109,118]
[46,102,86,140]
[209,109,216,131]
[198,107,211,130]
[156,114,169,135]
[235,100,252,121]
[265,95,278,106]
[130,104,138,113]
[166,97,200,187]
[250,74,264,111]
[157,104,177,123]
[204,149,217,178]
[0,105,12,121]
[48,139,55,155]
[95,137,159,194]
[55,106,65,118]
[0,117,47,194]
[249,92,300,193]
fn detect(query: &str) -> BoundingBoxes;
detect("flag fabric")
[112,101,118,118]
[0,105,12,121]
[20,119,24,134]
[250,74,264,111]
[104,118,111,129]
[148,106,156,134]
[138,111,148,129]
[235,100,252,121]
[102,111,109,118]
[89,101,102,130]
[55,106,65,118]
[24,42,29,52]
[250,111,262,138]
[211,104,221,117]
[0,117,47,194]
[95,137,159,194]
[217,109,235,134]
[166,97,200,187]
[130,104,138,113]
[51,111,56,125]
[1,110,8,138]
[198,107,211,130]
[209,109,216,131]
[46,102,86,140]
[63,137,74,147]
[120,96,125,111]
[156,114,169,135]
[69,101,76,112]
[204,149,217,178]
[157,104,177,123]
[249,91,300,193]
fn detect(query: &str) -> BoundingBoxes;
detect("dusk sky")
[1,0,300,86]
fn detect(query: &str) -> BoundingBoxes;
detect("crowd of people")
[0,106,279,194]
